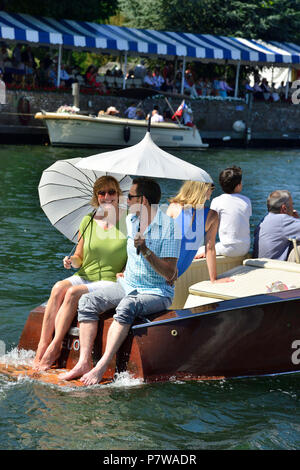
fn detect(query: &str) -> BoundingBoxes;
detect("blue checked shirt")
[119,207,181,298]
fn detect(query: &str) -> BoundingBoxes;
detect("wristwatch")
[142,248,152,258]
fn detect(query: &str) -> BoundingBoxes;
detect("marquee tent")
[1,10,300,66]
[1,10,300,95]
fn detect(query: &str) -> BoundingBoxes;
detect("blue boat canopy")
[0,10,300,66]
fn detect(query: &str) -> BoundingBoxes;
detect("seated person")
[147,107,164,122]
[21,45,36,77]
[33,176,127,371]
[253,80,264,100]
[60,177,181,384]
[219,77,233,98]
[253,190,300,261]
[152,67,165,90]
[167,180,233,284]
[105,106,119,116]
[59,64,74,87]
[85,65,105,92]
[124,103,137,119]
[135,108,145,120]
[277,81,286,101]
[184,75,198,98]
[143,70,155,88]
[212,78,221,96]
[196,166,252,258]
[260,78,271,101]
[12,43,24,71]
[134,60,146,79]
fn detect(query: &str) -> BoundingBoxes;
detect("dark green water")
[1,144,300,450]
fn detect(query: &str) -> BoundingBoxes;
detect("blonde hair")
[91,175,122,208]
[169,180,212,208]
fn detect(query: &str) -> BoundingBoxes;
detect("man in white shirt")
[147,108,164,123]
[196,166,252,258]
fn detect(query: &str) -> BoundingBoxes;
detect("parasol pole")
[134,113,150,254]
[67,209,97,258]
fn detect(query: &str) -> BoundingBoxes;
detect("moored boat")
[35,111,208,149]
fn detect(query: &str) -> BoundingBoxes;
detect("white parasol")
[75,131,212,183]
[38,157,132,243]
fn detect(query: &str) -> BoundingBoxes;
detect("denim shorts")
[78,281,125,322]
[78,285,171,325]
[113,290,172,325]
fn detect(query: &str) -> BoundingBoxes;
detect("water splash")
[109,371,144,388]
[0,347,35,367]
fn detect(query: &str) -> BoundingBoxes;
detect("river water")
[1,144,300,451]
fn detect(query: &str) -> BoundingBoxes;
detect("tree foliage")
[0,0,118,22]
[118,0,300,42]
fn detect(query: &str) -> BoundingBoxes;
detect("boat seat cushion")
[189,259,300,300]
[243,258,300,273]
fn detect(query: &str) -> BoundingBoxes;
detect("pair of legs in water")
[60,286,171,385]
[34,275,171,385]
[33,277,115,371]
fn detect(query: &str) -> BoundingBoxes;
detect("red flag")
[172,100,186,120]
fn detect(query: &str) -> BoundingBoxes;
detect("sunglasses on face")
[97,189,117,196]
[127,193,143,200]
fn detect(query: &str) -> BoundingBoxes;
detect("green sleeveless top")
[74,213,127,282]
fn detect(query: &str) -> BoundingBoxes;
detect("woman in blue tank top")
[167,180,232,283]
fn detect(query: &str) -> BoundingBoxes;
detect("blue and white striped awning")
[0,10,300,65]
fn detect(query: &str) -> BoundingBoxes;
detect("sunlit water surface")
[1,144,300,450]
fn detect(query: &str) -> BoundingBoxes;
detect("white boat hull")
[35,113,208,149]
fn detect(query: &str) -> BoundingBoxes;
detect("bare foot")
[38,344,61,371]
[32,342,49,370]
[32,359,41,371]
[60,361,92,381]
[80,366,105,386]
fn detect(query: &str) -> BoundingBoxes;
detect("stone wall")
[1,89,300,139]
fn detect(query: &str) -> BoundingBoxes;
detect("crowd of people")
[242,77,292,102]
[0,43,295,103]
[31,160,300,384]
[0,42,84,89]
[129,61,237,99]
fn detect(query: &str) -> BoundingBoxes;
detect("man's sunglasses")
[97,189,117,196]
[127,193,143,200]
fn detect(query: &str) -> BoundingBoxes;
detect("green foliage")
[118,0,300,42]
[0,0,118,22]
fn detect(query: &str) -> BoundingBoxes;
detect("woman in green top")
[34,175,127,371]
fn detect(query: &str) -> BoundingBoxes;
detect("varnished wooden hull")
[11,288,300,385]
[132,290,300,381]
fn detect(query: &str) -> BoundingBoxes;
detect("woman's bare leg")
[33,279,72,368]
[38,284,89,370]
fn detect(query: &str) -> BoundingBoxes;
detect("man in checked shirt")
[61,177,181,384]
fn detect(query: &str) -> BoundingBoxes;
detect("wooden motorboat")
[2,257,300,386]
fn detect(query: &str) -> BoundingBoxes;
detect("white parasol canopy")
[38,157,132,243]
[75,132,212,182]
